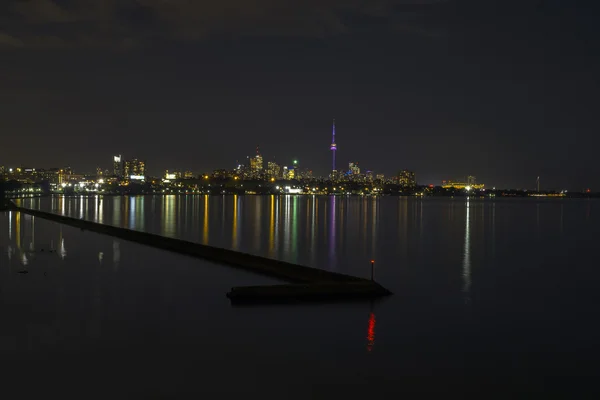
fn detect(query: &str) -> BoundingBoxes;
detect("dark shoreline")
[6,192,600,199]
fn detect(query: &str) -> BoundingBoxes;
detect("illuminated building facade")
[212,169,234,179]
[58,167,74,185]
[267,161,281,180]
[398,170,416,187]
[283,166,295,180]
[442,176,484,190]
[124,158,146,178]
[184,171,194,179]
[249,147,263,179]
[113,155,123,177]
[165,171,177,180]
[349,162,360,175]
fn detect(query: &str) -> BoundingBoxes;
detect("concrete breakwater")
[12,205,392,303]
[227,282,392,305]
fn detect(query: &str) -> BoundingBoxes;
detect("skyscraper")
[113,155,123,177]
[267,161,281,180]
[398,170,417,187]
[249,146,263,178]
[124,158,146,177]
[349,162,360,175]
[330,119,337,173]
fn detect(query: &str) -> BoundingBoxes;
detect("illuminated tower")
[330,119,337,173]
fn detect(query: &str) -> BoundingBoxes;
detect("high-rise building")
[398,170,417,187]
[124,158,146,178]
[349,162,360,175]
[283,166,295,180]
[184,171,194,179]
[296,169,313,180]
[113,155,123,177]
[248,146,264,179]
[267,161,281,180]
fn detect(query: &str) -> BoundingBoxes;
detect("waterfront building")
[124,158,146,178]
[267,161,281,180]
[349,162,360,175]
[442,176,484,190]
[398,170,417,187]
[249,147,263,178]
[113,155,123,177]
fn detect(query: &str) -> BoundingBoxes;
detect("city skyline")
[0,135,589,191]
[1,1,598,190]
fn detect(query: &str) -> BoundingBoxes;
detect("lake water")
[3,195,600,397]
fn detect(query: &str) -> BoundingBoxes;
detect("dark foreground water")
[3,195,600,397]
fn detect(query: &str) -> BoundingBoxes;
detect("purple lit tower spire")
[330,119,337,172]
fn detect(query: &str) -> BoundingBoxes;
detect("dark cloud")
[1,0,444,48]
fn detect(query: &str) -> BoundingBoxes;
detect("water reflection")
[232,195,240,250]
[366,311,376,352]
[254,198,261,250]
[462,198,471,300]
[371,198,377,259]
[112,197,121,228]
[329,196,336,269]
[59,229,67,259]
[163,195,175,237]
[310,196,317,265]
[79,196,85,219]
[3,211,71,265]
[203,196,209,245]
[113,240,120,270]
[268,196,275,257]
[12,195,510,288]
[291,197,298,261]
[129,196,136,229]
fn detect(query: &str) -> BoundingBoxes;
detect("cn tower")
[330,119,337,172]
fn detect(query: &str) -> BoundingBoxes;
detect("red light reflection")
[366,312,376,352]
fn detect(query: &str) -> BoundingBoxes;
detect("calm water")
[4,195,600,396]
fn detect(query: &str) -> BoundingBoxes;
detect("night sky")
[1,0,598,189]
